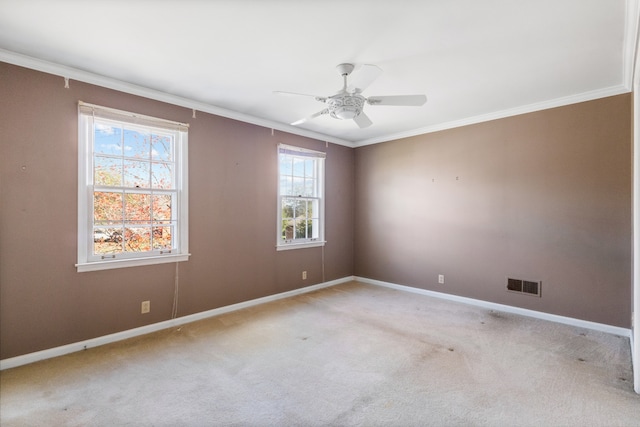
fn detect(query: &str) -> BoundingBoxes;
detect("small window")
[77,102,189,272]
[277,144,325,250]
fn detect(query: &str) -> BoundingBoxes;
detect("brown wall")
[0,63,354,359]
[354,94,632,327]
[0,62,632,360]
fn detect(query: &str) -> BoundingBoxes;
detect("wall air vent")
[507,277,541,297]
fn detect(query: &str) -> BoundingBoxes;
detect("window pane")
[294,199,307,218]
[306,219,313,238]
[307,200,315,218]
[310,218,319,239]
[152,226,172,249]
[94,124,122,156]
[124,227,151,252]
[292,177,304,196]
[295,219,307,239]
[95,156,122,186]
[280,176,292,196]
[94,191,123,223]
[304,159,314,177]
[152,162,173,189]
[282,199,294,219]
[304,178,315,197]
[152,194,173,221]
[124,193,151,222]
[280,155,292,175]
[151,134,173,161]
[94,227,123,254]
[123,128,151,159]
[282,219,294,240]
[124,160,150,188]
[293,158,304,177]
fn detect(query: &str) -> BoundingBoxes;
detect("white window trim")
[76,102,190,272]
[276,144,326,251]
[276,240,326,251]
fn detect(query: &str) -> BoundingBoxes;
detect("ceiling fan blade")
[274,91,326,101]
[291,109,328,126]
[367,94,427,106]
[353,112,373,128]
[347,64,383,93]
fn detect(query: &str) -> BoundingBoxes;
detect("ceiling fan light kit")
[327,93,365,120]
[276,63,427,129]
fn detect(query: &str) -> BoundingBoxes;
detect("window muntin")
[77,103,189,271]
[277,144,325,249]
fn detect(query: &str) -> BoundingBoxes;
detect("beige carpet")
[1,281,638,426]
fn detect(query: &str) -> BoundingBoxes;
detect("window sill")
[76,253,190,272]
[276,241,326,251]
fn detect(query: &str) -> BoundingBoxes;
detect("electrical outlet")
[302,271,307,280]
[141,300,150,314]
[438,274,445,284]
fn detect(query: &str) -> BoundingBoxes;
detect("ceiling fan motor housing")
[327,93,365,120]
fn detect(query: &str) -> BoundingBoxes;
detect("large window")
[77,102,189,272]
[277,144,325,250]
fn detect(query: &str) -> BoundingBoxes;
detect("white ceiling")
[0,0,638,147]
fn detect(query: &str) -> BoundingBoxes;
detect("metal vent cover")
[507,277,541,297]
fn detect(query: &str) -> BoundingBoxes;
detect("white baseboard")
[3,275,630,371]
[0,276,354,371]
[355,276,632,338]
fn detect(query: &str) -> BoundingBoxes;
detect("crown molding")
[1,34,634,150]
[624,0,640,90]
[0,49,355,148]
[353,85,630,147]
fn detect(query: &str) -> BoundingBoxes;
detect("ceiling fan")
[275,63,427,129]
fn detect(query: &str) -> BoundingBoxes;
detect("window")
[277,144,325,250]
[77,102,189,272]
